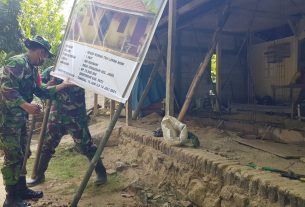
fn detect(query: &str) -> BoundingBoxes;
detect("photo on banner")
[52,0,167,103]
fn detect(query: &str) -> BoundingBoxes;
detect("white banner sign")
[53,0,167,103]
[53,40,137,102]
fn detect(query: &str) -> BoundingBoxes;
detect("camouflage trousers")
[41,112,96,159]
[0,121,28,186]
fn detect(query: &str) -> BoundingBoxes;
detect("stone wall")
[118,126,305,207]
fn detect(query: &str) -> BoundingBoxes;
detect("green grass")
[26,144,126,197]
[27,145,88,181]
[86,174,125,196]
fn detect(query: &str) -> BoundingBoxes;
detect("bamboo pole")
[177,3,230,121]
[31,100,51,179]
[132,46,165,120]
[70,103,124,207]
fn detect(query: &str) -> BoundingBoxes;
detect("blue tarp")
[131,64,165,110]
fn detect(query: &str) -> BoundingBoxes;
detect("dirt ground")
[1,113,305,206]
[0,119,192,207]
[1,92,305,206]
[0,113,182,207]
[135,113,305,175]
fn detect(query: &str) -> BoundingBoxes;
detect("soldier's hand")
[46,79,56,87]
[55,78,75,92]
[20,103,41,114]
[63,78,75,86]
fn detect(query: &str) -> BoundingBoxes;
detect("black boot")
[17,176,43,200]
[27,150,52,187]
[3,184,30,207]
[26,174,45,187]
[94,159,107,185]
[86,154,107,185]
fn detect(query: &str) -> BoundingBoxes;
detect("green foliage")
[0,51,7,67]
[0,0,9,4]
[0,0,23,53]
[143,0,163,13]
[74,0,88,16]
[18,0,65,55]
[211,54,217,83]
[0,51,19,67]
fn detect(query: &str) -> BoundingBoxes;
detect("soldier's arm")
[0,59,27,107]
[34,76,73,99]
[34,80,57,100]
[34,66,68,99]
[1,59,42,114]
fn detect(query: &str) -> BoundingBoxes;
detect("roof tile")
[93,0,151,14]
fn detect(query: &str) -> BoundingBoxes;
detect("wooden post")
[31,100,51,179]
[101,96,106,108]
[125,95,132,126]
[132,46,165,120]
[177,3,230,121]
[216,41,222,111]
[21,115,36,176]
[176,32,182,104]
[93,93,98,116]
[70,103,124,207]
[110,100,115,120]
[166,0,176,116]
[30,0,79,178]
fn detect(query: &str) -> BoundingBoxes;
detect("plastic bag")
[161,115,188,146]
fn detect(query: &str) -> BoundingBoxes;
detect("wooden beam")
[288,19,298,37]
[176,31,182,105]
[71,103,124,206]
[299,18,305,33]
[230,7,286,20]
[158,0,225,31]
[178,2,230,121]
[93,93,98,116]
[132,47,165,120]
[182,28,244,36]
[125,96,132,126]
[110,100,115,120]
[31,100,52,179]
[216,41,222,111]
[166,0,176,116]
[149,45,238,55]
[158,0,210,27]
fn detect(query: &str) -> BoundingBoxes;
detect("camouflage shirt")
[42,67,86,120]
[0,54,56,126]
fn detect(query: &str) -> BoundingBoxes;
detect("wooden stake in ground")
[31,100,51,179]
[110,100,115,120]
[126,95,132,126]
[70,103,124,207]
[30,0,79,179]
[21,115,36,176]
[93,93,98,116]
[177,2,231,121]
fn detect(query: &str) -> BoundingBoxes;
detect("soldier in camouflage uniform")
[27,66,107,187]
[0,36,72,207]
